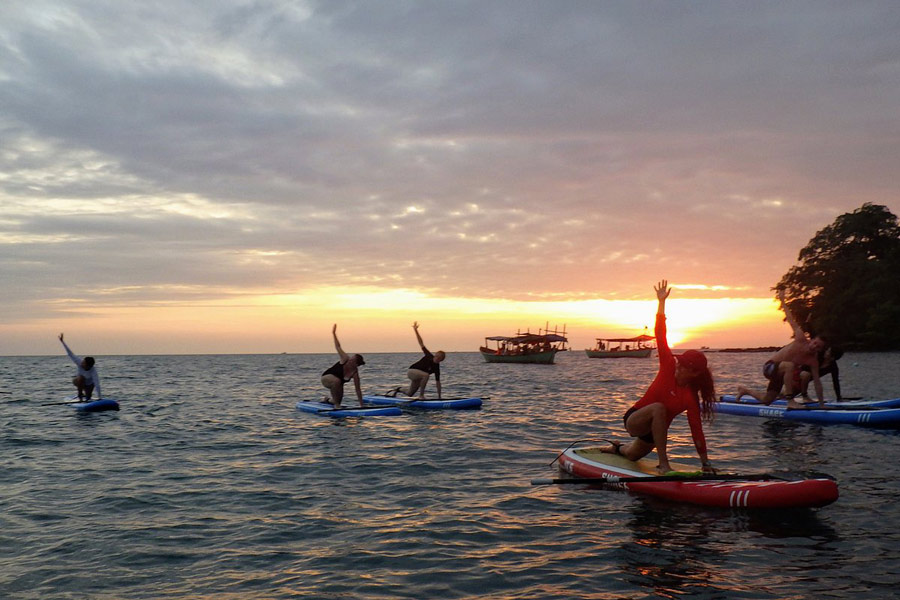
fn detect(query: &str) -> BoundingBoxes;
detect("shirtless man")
[736,290,826,409]
[320,324,365,409]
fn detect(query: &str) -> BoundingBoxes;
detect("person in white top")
[58,333,101,401]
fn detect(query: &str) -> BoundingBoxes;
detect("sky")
[1,1,899,355]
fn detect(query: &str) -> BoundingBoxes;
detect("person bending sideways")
[58,333,102,401]
[736,289,826,409]
[601,280,717,475]
[320,324,365,409]
[390,321,445,400]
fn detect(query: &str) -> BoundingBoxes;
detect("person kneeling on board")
[388,321,445,400]
[735,289,827,409]
[601,281,717,475]
[58,333,102,401]
[320,324,365,409]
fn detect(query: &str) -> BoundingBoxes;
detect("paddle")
[531,472,784,485]
[41,400,86,406]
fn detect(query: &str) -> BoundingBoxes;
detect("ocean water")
[2,350,899,599]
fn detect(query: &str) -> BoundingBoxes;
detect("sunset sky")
[2,1,899,355]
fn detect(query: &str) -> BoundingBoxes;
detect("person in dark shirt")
[391,322,445,399]
[320,324,365,409]
[797,346,844,402]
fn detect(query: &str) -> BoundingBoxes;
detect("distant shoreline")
[716,346,781,353]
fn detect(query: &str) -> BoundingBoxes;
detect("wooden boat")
[479,324,568,364]
[585,332,655,358]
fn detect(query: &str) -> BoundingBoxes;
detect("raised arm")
[778,290,805,339]
[655,280,671,316]
[58,333,80,365]
[332,324,349,362]
[412,321,426,350]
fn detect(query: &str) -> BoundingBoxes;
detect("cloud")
[1,0,899,336]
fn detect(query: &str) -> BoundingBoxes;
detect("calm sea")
[2,350,899,599]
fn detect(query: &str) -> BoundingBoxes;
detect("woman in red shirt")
[602,280,718,474]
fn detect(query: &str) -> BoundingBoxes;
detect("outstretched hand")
[654,280,671,301]
[412,321,419,331]
[332,324,337,335]
[58,333,64,342]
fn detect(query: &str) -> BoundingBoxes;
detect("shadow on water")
[616,496,840,598]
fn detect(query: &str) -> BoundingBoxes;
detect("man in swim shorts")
[736,290,826,408]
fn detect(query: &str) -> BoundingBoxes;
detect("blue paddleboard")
[720,394,900,409]
[363,395,483,410]
[295,401,402,417]
[714,399,900,428]
[64,395,120,412]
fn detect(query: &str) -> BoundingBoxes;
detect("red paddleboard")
[556,445,838,509]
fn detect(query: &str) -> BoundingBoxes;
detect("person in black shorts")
[320,324,365,409]
[390,322,445,399]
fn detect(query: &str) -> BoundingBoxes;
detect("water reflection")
[618,497,840,598]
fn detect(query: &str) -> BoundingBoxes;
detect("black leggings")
[623,406,655,444]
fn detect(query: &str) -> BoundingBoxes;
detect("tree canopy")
[776,203,900,351]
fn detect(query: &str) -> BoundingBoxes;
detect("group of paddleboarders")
[58,280,842,473]
[600,280,843,475]
[320,322,445,409]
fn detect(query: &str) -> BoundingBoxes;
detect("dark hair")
[689,367,717,423]
[354,354,365,366]
[84,357,95,369]
[830,347,845,361]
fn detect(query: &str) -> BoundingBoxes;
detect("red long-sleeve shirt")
[629,313,707,456]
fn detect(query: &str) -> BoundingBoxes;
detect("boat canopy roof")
[486,333,568,344]
[596,334,655,343]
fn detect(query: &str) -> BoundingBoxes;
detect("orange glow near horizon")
[10,285,790,355]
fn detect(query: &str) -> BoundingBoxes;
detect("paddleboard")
[64,395,120,413]
[720,394,900,409]
[295,401,402,417]
[714,400,900,428]
[362,395,483,410]
[556,445,838,509]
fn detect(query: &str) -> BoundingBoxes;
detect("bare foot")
[655,464,672,475]
[736,386,751,402]
[786,398,808,409]
[600,441,625,456]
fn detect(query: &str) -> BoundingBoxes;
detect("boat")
[714,398,900,428]
[479,324,568,364]
[554,444,838,508]
[363,395,483,410]
[295,401,402,418]
[720,394,900,409]
[585,332,655,358]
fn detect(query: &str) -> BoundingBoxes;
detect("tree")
[776,203,900,351]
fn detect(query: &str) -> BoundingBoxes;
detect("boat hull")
[585,349,653,358]
[480,349,558,364]
[557,446,838,509]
